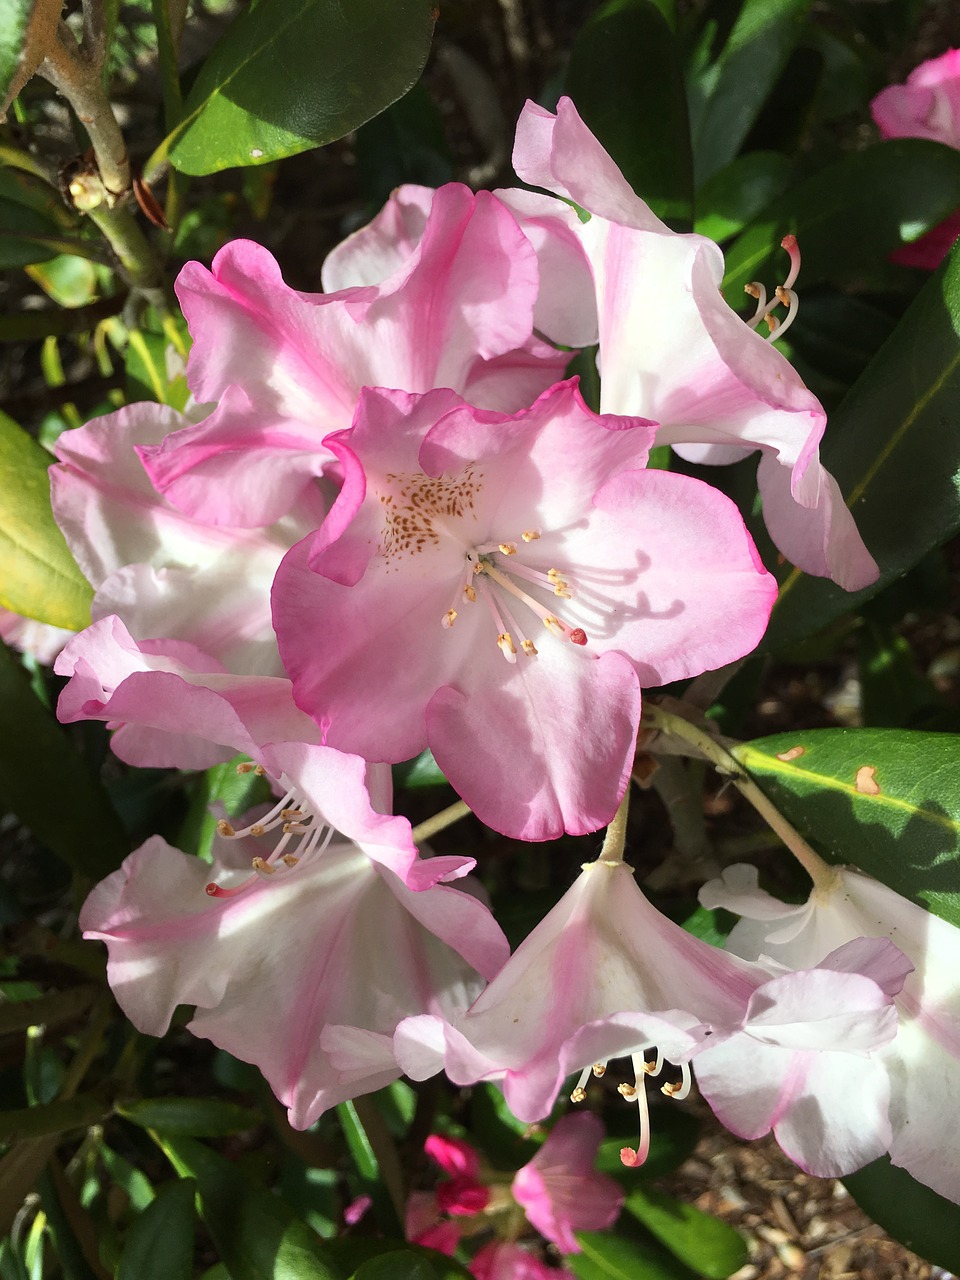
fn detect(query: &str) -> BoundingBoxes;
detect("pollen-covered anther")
[543,614,565,638]
[281,854,300,867]
[497,632,518,663]
[236,762,255,775]
[463,584,477,603]
[442,608,458,629]
[592,1063,606,1078]
[282,822,309,835]
[521,639,538,657]
[617,1082,637,1099]
[254,764,266,776]
[661,1081,683,1097]
[249,823,265,838]
[498,542,518,555]
[570,1086,587,1103]
[252,857,277,875]
[521,529,541,542]
[216,819,236,837]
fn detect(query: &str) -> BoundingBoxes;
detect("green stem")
[642,702,835,887]
[411,799,471,845]
[85,204,165,301]
[598,786,631,864]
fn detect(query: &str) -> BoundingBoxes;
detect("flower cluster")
[50,94,954,1228]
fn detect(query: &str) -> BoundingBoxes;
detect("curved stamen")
[619,1053,652,1168]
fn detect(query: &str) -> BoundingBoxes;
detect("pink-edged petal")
[424,1133,482,1180]
[322,184,435,291]
[757,452,879,591]
[570,468,777,684]
[137,384,331,527]
[774,1051,892,1177]
[426,644,641,840]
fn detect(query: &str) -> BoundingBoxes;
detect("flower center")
[205,762,334,897]
[441,529,589,662]
[571,1051,691,1168]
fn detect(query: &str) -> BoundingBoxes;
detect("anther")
[497,632,518,663]
[463,584,477,603]
[442,609,457,629]
[249,823,265,838]
[570,1086,587,1103]
[661,1081,683,1097]
[254,765,266,776]
[236,762,255,775]
[217,819,236,837]
[618,1082,637,1099]
[281,854,300,867]
[252,857,276,875]
[592,1063,606,1078]
[498,542,517,555]
[521,529,541,542]
[521,639,538,657]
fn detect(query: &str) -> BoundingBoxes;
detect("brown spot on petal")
[855,765,881,796]
[776,745,806,762]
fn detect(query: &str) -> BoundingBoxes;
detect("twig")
[411,800,471,845]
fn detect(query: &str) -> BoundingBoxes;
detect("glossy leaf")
[625,1186,749,1279]
[844,1158,960,1273]
[157,0,436,176]
[352,1253,435,1280]
[571,1229,699,1280]
[0,410,93,629]
[0,1096,109,1143]
[734,729,960,925]
[393,749,448,790]
[326,1241,470,1280]
[693,152,791,242]
[116,1178,196,1280]
[118,1097,261,1137]
[763,243,960,648]
[690,0,811,185]
[721,140,960,301]
[155,1134,342,1280]
[0,641,128,880]
[354,82,452,212]
[565,0,693,224]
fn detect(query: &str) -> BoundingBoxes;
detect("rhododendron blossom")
[81,831,509,1129]
[511,1112,623,1253]
[273,379,776,839]
[470,1242,573,1280]
[396,855,907,1174]
[701,863,960,1201]
[871,49,960,268]
[501,97,879,592]
[136,184,568,530]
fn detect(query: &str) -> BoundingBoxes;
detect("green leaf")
[118,1097,261,1138]
[721,140,960,301]
[625,1187,748,1278]
[844,1157,960,1273]
[0,1096,109,1142]
[354,82,452,212]
[693,152,791,243]
[156,0,436,177]
[0,410,93,629]
[571,1229,698,1280]
[733,729,960,925]
[690,0,811,185]
[178,754,275,861]
[0,985,98,1035]
[858,621,944,729]
[117,1178,196,1280]
[565,0,692,224]
[352,1253,435,1280]
[763,245,960,649]
[0,642,129,880]
[0,1137,58,1237]
[393,749,448,789]
[154,1134,343,1280]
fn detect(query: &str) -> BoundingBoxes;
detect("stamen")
[592,1062,607,1078]
[521,529,541,542]
[483,563,589,645]
[463,584,477,603]
[619,1053,652,1169]
[498,542,518,555]
[521,639,538,657]
[252,857,276,876]
[571,1065,593,1103]
[661,1062,691,1101]
[497,633,518,663]
[744,281,768,329]
[442,609,457,629]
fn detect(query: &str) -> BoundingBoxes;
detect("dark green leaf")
[566,0,693,224]
[118,1097,261,1137]
[844,1157,960,1273]
[858,622,944,729]
[0,985,98,1035]
[0,1138,58,1237]
[0,1096,109,1142]
[156,0,436,176]
[721,140,960,301]
[0,642,128,880]
[694,152,791,243]
[352,1253,435,1280]
[326,1241,470,1280]
[393,750,449,790]
[571,1229,699,1280]
[625,1186,748,1278]
[0,409,93,629]
[690,0,811,185]
[355,82,452,212]
[734,729,960,925]
[763,245,960,648]
[155,1134,343,1280]
[596,1098,701,1183]
[117,1178,196,1280]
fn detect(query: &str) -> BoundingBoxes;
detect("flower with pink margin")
[700,863,960,1202]
[51,403,324,676]
[396,856,908,1175]
[512,1113,623,1254]
[273,379,776,840]
[136,185,568,530]
[470,1242,574,1280]
[495,97,878,592]
[871,50,960,268]
[426,1134,491,1216]
[81,827,509,1129]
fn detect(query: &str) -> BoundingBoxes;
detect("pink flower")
[137,186,567,530]
[498,97,878,592]
[81,830,509,1129]
[512,1113,623,1253]
[405,1190,463,1255]
[701,863,960,1201]
[51,403,323,676]
[425,1133,491,1216]
[396,856,906,1175]
[470,1242,573,1280]
[273,379,776,839]
[871,50,960,268]
[0,608,72,665]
